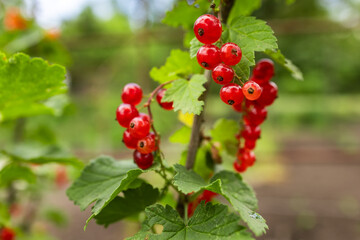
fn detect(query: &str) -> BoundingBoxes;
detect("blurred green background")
[0,0,359,239]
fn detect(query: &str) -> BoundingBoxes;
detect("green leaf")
[265,49,303,81]
[1,143,83,168]
[224,16,278,79]
[162,0,209,30]
[227,0,262,23]
[149,49,201,84]
[189,37,203,59]
[162,74,207,115]
[0,203,10,226]
[128,202,254,240]
[42,208,68,227]
[172,165,268,236]
[0,52,67,122]
[169,126,192,144]
[210,119,239,145]
[0,164,36,186]
[94,183,159,227]
[66,156,153,227]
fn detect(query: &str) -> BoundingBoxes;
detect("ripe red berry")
[123,129,140,149]
[148,132,159,150]
[242,81,262,101]
[212,63,234,85]
[244,106,268,126]
[139,113,151,122]
[242,151,256,166]
[194,14,222,44]
[116,104,139,128]
[252,59,274,85]
[133,150,154,170]
[0,228,16,240]
[233,161,247,173]
[242,125,261,140]
[199,190,217,201]
[129,116,151,139]
[220,42,242,66]
[196,44,221,70]
[255,81,278,106]
[137,134,156,154]
[245,139,256,150]
[156,89,174,110]
[121,83,143,105]
[232,102,243,112]
[220,83,244,105]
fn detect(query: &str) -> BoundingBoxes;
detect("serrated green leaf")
[1,143,83,168]
[162,0,209,30]
[94,183,159,227]
[224,16,278,79]
[66,156,153,227]
[149,49,202,84]
[0,52,67,122]
[265,49,303,81]
[0,164,36,186]
[190,37,203,59]
[169,126,192,144]
[172,165,268,236]
[227,0,261,23]
[127,202,254,240]
[162,74,207,115]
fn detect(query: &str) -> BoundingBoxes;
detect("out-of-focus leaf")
[265,49,303,80]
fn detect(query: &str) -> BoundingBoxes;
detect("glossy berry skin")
[133,150,153,170]
[242,125,261,140]
[137,134,156,154]
[232,102,243,112]
[212,63,234,85]
[156,89,174,110]
[242,151,256,166]
[220,43,242,66]
[139,113,151,122]
[0,228,16,240]
[194,14,222,44]
[256,81,278,106]
[252,59,274,85]
[123,129,140,149]
[220,83,244,105]
[244,106,268,126]
[121,83,143,106]
[245,139,256,150]
[197,44,221,70]
[148,132,159,150]
[129,117,151,139]
[242,81,262,101]
[233,161,247,173]
[116,104,139,128]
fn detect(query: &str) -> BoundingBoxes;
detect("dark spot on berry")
[217,76,223,82]
[198,28,204,36]
[201,62,209,67]
[231,48,238,56]
[248,87,254,94]
[210,3,216,8]
[139,141,145,148]
[130,122,135,128]
[228,100,235,105]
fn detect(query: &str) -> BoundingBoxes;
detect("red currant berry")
[255,81,278,106]
[220,42,242,66]
[122,129,140,149]
[0,228,15,240]
[116,103,139,128]
[156,89,174,110]
[242,125,261,140]
[244,106,268,126]
[139,113,151,122]
[220,83,244,105]
[198,190,217,202]
[197,44,221,70]
[129,116,151,139]
[193,14,222,44]
[252,58,274,84]
[242,151,256,166]
[133,150,154,170]
[242,81,262,101]
[137,134,156,154]
[233,161,247,173]
[121,83,143,106]
[148,132,159,150]
[212,63,234,85]
[244,139,256,150]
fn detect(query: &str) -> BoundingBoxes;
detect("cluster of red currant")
[116,84,174,169]
[194,14,278,173]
